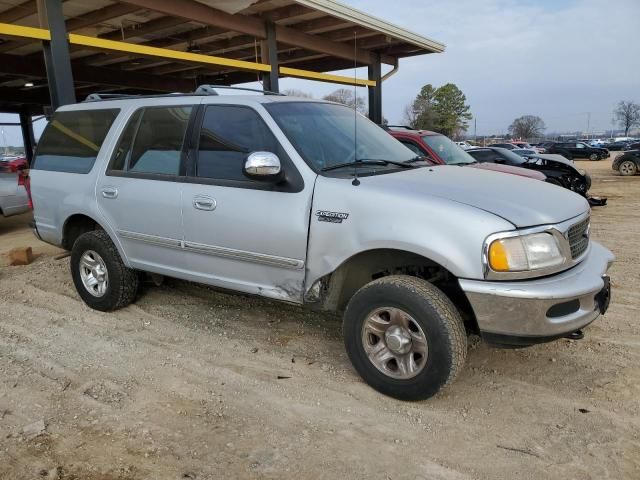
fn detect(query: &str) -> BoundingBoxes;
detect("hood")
[531,153,584,174]
[357,165,589,228]
[469,162,546,181]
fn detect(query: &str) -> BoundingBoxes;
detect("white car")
[0,156,30,218]
[455,141,473,150]
[589,139,607,147]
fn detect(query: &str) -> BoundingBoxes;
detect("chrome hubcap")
[79,250,108,297]
[362,307,428,380]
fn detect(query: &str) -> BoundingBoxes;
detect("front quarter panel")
[306,173,515,289]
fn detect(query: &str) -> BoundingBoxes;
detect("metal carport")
[0,0,445,163]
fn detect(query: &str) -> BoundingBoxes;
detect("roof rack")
[84,92,142,102]
[83,85,286,103]
[194,85,285,96]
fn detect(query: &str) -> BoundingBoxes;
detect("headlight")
[488,232,565,273]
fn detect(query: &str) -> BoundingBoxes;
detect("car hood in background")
[358,165,589,228]
[468,162,546,181]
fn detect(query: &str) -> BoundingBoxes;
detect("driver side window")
[196,105,279,181]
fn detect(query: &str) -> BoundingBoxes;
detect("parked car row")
[28,89,614,401]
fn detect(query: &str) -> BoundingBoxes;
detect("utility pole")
[474,117,477,143]
[586,112,591,138]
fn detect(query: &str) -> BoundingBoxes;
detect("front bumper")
[459,241,614,345]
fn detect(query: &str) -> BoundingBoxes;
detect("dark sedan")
[467,147,591,196]
[606,141,633,151]
[545,141,609,161]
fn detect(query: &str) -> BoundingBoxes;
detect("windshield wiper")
[321,159,415,172]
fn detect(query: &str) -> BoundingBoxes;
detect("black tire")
[618,160,637,176]
[70,230,139,311]
[343,275,467,401]
[589,153,599,161]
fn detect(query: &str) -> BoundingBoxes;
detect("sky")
[1,0,639,146]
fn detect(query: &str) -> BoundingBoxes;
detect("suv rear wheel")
[70,230,139,311]
[343,275,467,400]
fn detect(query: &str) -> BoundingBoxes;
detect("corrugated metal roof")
[291,0,445,53]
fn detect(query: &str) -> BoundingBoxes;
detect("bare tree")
[614,100,640,136]
[282,89,313,98]
[508,115,546,139]
[322,88,366,113]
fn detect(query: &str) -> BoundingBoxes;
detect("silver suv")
[30,87,614,400]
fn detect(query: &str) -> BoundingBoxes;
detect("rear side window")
[196,105,278,181]
[107,106,192,176]
[33,109,119,173]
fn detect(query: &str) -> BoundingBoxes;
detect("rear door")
[96,103,195,276]
[180,103,312,302]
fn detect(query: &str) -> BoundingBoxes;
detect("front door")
[180,104,312,303]
[97,104,195,276]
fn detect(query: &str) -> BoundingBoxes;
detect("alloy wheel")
[79,250,109,297]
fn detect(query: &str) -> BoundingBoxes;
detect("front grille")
[567,217,590,259]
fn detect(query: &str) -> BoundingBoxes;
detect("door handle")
[101,187,118,199]
[193,196,216,211]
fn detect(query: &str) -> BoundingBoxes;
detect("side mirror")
[244,151,281,180]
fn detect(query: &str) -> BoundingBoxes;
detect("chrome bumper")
[459,241,614,341]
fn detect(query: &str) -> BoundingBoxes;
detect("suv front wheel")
[343,275,467,400]
[70,230,139,311]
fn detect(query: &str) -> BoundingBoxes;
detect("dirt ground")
[0,158,638,480]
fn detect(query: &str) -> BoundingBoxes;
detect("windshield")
[264,102,416,172]
[421,134,476,165]
[493,147,529,165]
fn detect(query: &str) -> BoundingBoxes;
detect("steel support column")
[261,21,279,93]
[37,0,75,108]
[368,53,382,124]
[19,110,36,165]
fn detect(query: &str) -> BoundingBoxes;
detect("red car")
[387,127,546,181]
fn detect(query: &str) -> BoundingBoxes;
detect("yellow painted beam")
[0,22,376,87]
[279,66,375,87]
[68,33,271,73]
[0,23,50,41]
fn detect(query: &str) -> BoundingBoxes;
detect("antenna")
[352,31,360,186]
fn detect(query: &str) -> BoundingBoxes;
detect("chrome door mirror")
[244,151,282,179]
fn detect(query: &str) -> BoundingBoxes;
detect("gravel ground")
[0,158,638,480]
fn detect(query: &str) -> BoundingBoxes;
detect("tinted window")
[468,149,495,162]
[400,140,426,156]
[110,109,142,171]
[33,109,119,173]
[129,106,192,175]
[196,105,278,181]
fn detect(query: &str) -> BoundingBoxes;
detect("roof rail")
[194,84,285,96]
[84,92,141,102]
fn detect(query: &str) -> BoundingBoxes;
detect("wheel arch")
[306,247,479,333]
[61,213,131,266]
